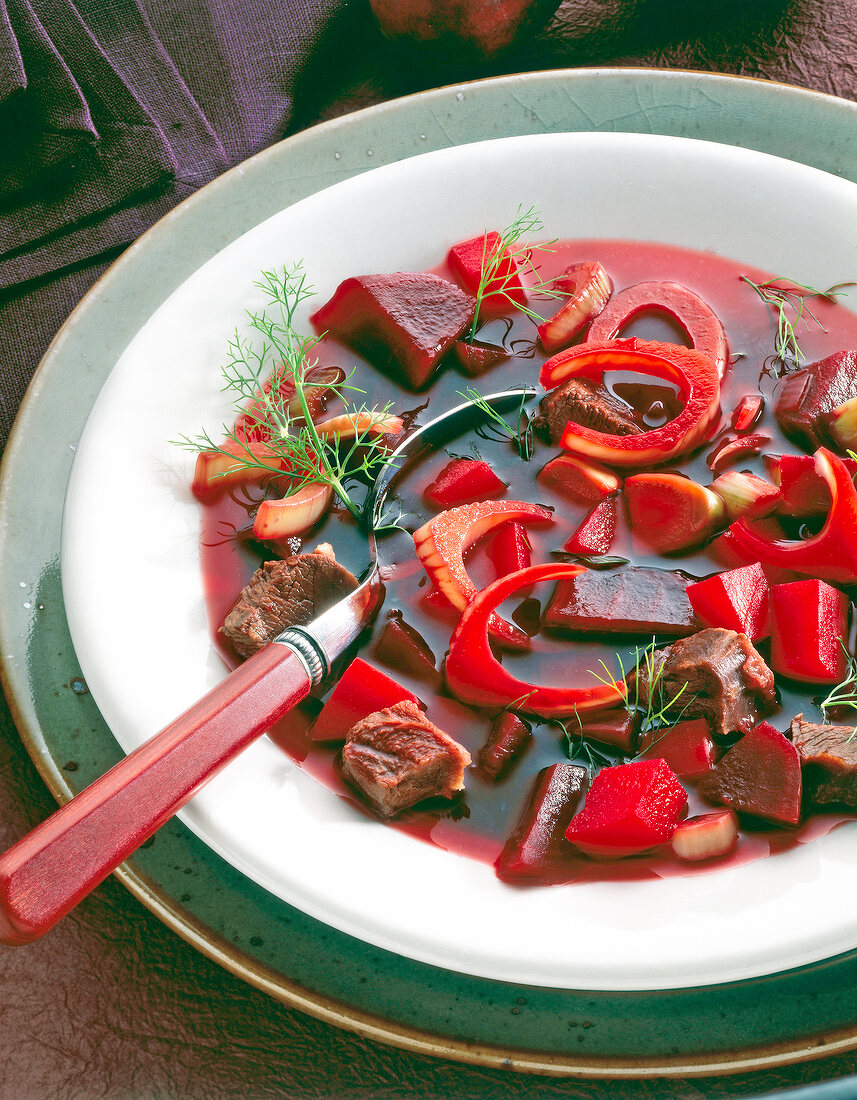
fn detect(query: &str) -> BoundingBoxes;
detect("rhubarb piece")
[565,759,688,858]
[341,700,470,817]
[310,657,421,742]
[447,231,526,314]
[537,261,613,352]
[495,764,589,882]
[537,452,620,505]
[423,457,507,509]
[687,563,771,642]
[625,474,726,554]
[586,280,728,377]
[234,363,346,443]
[579,709,637,753]
[563,499,617,557]
[413,499,553,649]
[775,349,857,450]
[708,471,780,521]
[222,550,358,659]
[765,452,857,517]
[671,810,739,862]
[727,449,857,584]
[309,272,475,389]
[791,714,857,807]
[731,394,764,431]
[698,721,802,826]
[314,411,404,440]
[453,339,507,376]
[638,629,777,738]
[538,377,641,444]
[487,521,531,579]
[639,718,717,781]
[540,339,721,469]
[543,566,699,637]
[445,563,625,718]
[477,712,533,780]
[253,482,333,540]
[373,611,439,684]
[769,579,849,684]
[192,440,292,501]
[706,433,770,475]
[826,395,857,450]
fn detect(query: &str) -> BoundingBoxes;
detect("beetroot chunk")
[543,566,699,637]
[563,498,618,557]
[639,718,717,781]
[686,563,771,642]
[775,349,857,450]
[495,764,589,882]
[487,521,532,579]
[477,712,532,780]
[769,579,849,684]
[373,611,439,684]
[565,759,688,859]
[310,272,475,389]
[791,714,857,807]
[310,657,420,742]
[448,231,526,314]
[423,457,507,509]
[698,721,802,826]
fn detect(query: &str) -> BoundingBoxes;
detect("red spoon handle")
[0,643,313,945]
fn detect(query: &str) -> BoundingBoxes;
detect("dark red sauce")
[199,238,857,885]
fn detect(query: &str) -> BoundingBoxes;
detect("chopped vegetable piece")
[413,500,554,649]
[625,473,725,554]
[726,449,857,584]
[310,657,421,742]
[825,395,857,451]
[540,339,721,469]
[309,272,475,389]
[791,714,857,808]
[686,563,771,642]
[769,578,849,683]
[775,349,857,450]
[537,452,620,504]
[708,471,780,521]
[563,498,617,556]
[448,231,527,315]
[252,482,333,540]
[579,708,637,753]
[671,810,739,862]
[192,440,292,501]
[423,457,507,509]
[706,433,770,475]
[478,712,533,780]
[445,563,625,717]
[453,339,507,376]
[765,452,857,516]
[537,261,613,352]
[586,280,728,377]
[495,764,589,883]
[234,363,346,443]
[698,721,802,826]
[314,411,404,439]
[487,522,532,579]
[639,718,717,781]
[731,394,764,431]
[373,611,439,684]
[565,758,688,858]
[543,566,699,637]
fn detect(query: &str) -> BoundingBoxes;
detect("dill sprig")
[466,204,565,342]
[588,639,691,741]
[458,387,535,460]
[740,275,854,364]
[556,713,615,774]
[820,639,857,724]
[176,262,397,526]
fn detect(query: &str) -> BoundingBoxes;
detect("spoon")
[0,387,535,945]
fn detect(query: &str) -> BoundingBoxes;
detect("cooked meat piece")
[538,378,642,444]
[222,548,358,658]
[341,700,471,817]
[543,567,699,637]
[638,628,777,737]
[791,713,857,807]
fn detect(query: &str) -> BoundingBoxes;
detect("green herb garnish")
[740,275,854,363]
[458,386,535,460]
[820,639,857,730]
[588,638,691,743]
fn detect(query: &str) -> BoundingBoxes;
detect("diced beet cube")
[775,349,857,450]
[423,457,507,509]
[563,498,617,556]
[686,563,771,642]
[769,578,849,683]
[543,566,699,637]
[373,611,439,684]
[639,718,717,781]
[565,759,688,858]
[537,453,620,505]
[478,712,532,780]
[309,272,475,389]
[447,231,526,315]
[487,521,531,579]
[579,709,637,753]
[453,339,507,376]
[495,764,589,882]
[671,810,739,862]
[698,721,802,826]
[310,657,420,741]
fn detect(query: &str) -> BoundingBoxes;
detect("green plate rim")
[5,67,857,1078]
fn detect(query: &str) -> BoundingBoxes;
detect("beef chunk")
[341,700,471,817]
[222,548,358,658]
[791,713,857,807]
[543,567,699,637]
[775,349,857,450]
[639,628,777,737]
[538,378,642,444]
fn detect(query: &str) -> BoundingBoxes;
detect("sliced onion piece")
[537,261,613,353]
[315,411,404,439]
[192,440,290,501]
[253,482,333,539]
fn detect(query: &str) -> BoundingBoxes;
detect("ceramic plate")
[61,129,857,992]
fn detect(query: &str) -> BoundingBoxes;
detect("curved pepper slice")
[444,562,626,717]
[539,338,721,469]
[413,500,553,649]
[726,448,857,583]
[586,280,728,378]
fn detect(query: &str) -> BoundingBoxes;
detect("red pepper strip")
[586,280,728,378]
[726,448,857,583]
[539,339,721,469]
[444,563,626,717]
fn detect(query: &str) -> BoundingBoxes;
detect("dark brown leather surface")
[4,1,857,1096]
